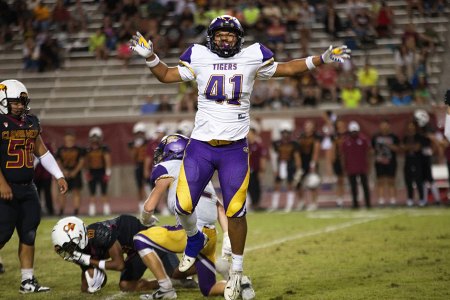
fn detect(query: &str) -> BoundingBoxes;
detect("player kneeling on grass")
[133,134,255,300]
[51,214,193,293]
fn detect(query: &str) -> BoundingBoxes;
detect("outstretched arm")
[273,45,351,77]
[129,32,182,83]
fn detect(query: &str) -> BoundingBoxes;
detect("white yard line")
[246,215,386,253]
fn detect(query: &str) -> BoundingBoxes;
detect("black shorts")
[67,172,83,190]
[88,169,108,195]
[0,183,41,246]
[375,163,397,178]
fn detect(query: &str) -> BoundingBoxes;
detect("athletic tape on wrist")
[98,260,106,270]
[306,56,316,70]
[146,55,160,68]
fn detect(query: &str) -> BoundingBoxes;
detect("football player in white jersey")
[130,15,351,300]
[134,134,255,300]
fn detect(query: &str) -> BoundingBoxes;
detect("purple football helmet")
[153,134,189,165]
[206,15,244,58]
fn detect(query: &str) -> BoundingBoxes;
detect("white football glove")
[140,210,159,227]
[85,268,106,293]
[129,31,154,59]
[221,232,232,257]
[321,45,351,64]
[65,250,91,266]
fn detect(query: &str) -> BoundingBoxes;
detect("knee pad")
[19,228,37,246]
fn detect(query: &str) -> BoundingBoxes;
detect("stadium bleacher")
[0,0,448,121]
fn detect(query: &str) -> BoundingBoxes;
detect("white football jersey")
[151,159,218,228]
[177,43,278,141]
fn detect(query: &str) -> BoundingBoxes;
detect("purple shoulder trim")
[150,165,168,184]
[179,45,195,63]
[259,44,274,62]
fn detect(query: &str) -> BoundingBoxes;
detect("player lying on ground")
[133,134,255,300]
[51,215,195,293]
[130,15,350,300]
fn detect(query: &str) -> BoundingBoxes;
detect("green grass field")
[1,208,450,300]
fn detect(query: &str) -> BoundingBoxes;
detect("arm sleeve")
[38,150,64,179]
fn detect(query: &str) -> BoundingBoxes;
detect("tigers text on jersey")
[0,114,41,183]
[178,43,278,141]
[151,159,218,228]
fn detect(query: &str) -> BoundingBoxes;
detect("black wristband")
[445,90,450,106]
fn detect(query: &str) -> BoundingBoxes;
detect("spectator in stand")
[316,63,338,103]
[247,125,268,211]
[299,72,320,107]
[102,15,118,51]
[298,0,315,52]
[250,80,269,109]
[366,86,385,106]
[266,79,283,109]
[89,27,108,60]
[56,131,85,216]
[296,120,322,211]
[34,142,56,216]
[280,77,299,108]
[341,121,371,209]
[281,1,300,36]
[352,6,377,49]
[32,1,51,31]
[140,94,159,115]
[372,120,400,206]
[266,18,287,55]
[394,44,415,80]
[331,119,348,207]
[128,122,149,211]
[323,3,343,39]
[85,127,112,216]
[146,0,168,22]
[116,20,134,67]
[23,37,40,71]
[390,72,413,106]
[102,0,122,22]
[341,81,362,108]
[402,120,424,206]
[414,73,433,105]
[269,123,301,212]
[193,6,210,35]
[357,59,379,102]
[406,0,425,19]
[157,95,173,113]
[39,34,62,72]
[120,0,139,27]
[375,1,394,38]
[71,0,88,33]
[242,2,261,32]
[52,0,72,33]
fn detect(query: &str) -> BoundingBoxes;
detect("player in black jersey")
[52,214,191,293]
[0,79,68,293]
